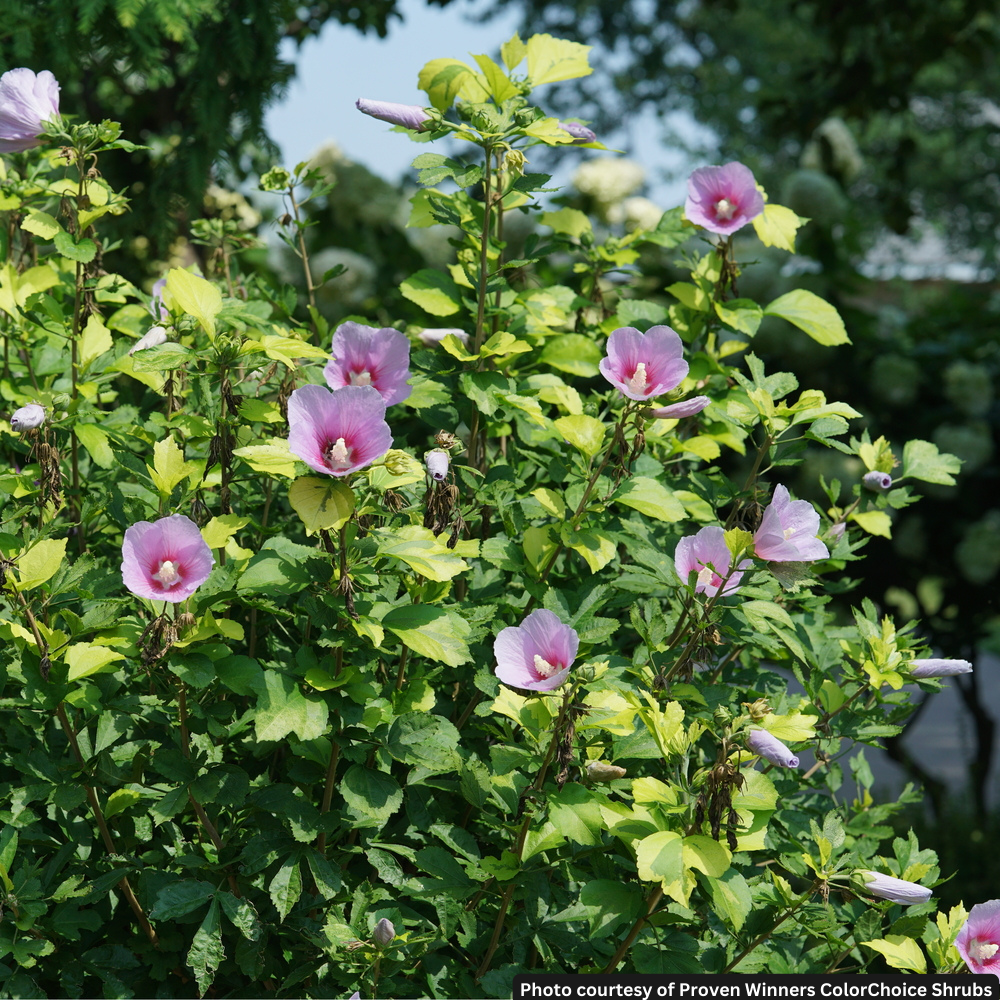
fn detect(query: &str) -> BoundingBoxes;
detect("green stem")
[721,888,813,973]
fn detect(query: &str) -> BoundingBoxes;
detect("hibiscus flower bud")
[557,120,597,144]
[356,98,430,131]
[909,658,973,678]
[373,918,395,945]
[129,326,169,355]
[863,470,893,492]
[10,403,46,431]
[857,870,933,906]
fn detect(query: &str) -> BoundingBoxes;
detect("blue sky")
[264,0,705,209]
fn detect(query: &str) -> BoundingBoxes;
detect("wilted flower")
[324,321,411,406]
[859,870,933,906]
[494,608,579,692]
[10,403,46,431]
[747,729,799,768]
[863,470,893,492]
[586,760,627,781]
[129,326,169,355]
[0,68,60,153]
[425,449,449,481]
[910,658,973,678]
[418,327,469,347]
[599,325,689,401]
[685,162,765,236]
[957,900,1000,975]
[674,526,751,598]
[557,120,596,144]
[356,98,430,131]
[647,396,710,419]
[373,918,395,945]
[754,485,830,562]
[121,514,214,603]
[287,384,392,478]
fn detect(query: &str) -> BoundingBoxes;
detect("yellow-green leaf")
[0,263,60,317]
[16,537,67,591]
[531,487,566,519]
[526,33,593,86]
[554,414,605,460]
[760,711,817,742]
[374,525,471,581]
[501,32,527,70]
[472,53,519,103]
[104,788,142,819]
[288,476,355,534]
[566,530,616,572]
[75,423,115,469]
[163,268,222,339]
[257,334,329,369]
[764,289,850,347]
[233,440,300,479]
[852,510,892,538]
[752,202,807,253]
[400,268,462,316]
[201,515,251,549]
[21,210,61,240]
[79,314,113,369]
[683,835,731,877]
[613,477,686,522]
[540,208,592,238]
[636,830,683,884]
[861,936,926,974]
[418,57,475,111]
[148,437,196,497]
[65,642,126,681]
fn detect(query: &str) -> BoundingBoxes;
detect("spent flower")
[600,325,688,401]
[957,900,1000,976]
[0,68,60,153]
[674,526,751,598]
[494,609,579,692]
[121,514,214,603]
[287,384,392,478]
[685,161,765,236]
[10,403,46,431]
[747,729,799,768]
[324,321,411,406]
[754,485,830,562]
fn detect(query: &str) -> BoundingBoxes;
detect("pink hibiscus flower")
[599,325,689,401]
[494,609,579,692]
[957,900,1000,976]
[685,162,765,236]
[121,514,214,603]
[0,68,60,153]
[753,485,830,562]
[287,384,392,478]
[674,526,751,598]
[323,321,411,406]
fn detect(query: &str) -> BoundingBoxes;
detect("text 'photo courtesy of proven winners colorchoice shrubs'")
[0,35,990,1000]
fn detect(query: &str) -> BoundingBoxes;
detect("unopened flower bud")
[259,166,293,192]
[373,917,395,945]
[383,449,414,476]
[505,149,527,177]
[425,449,450,481]
[419,328,469,347]
[356,98,430,131]
[646,396,711,420]
[909,658,973,678]
[863,470,893,492]
[10,403,45,431]
[747,728,799,768]
[744,699,771,721]
[129,326,168,355]
[558,120,597,144]
[856,870,933,905]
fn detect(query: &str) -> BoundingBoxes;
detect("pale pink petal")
[957,900,1000,975]
[324,322,411,406]
[0,68,60,153]
[121,514,213,603]
[910,658,973,678]
[494,609,578,692]
[754,485,830,562]
[685,162,764,236]
[674,526,749,598]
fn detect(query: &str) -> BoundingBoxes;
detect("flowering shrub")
[0,35,983,999]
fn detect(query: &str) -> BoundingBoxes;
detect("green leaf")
[233,440,300,479]
[861,936,927,974]
[764,289,850,346]
[150,880,216,921]
[65,643,126,682]
[21,210,61,240]
[75,423,115,469]
[340,764,403,827]
[104,788,141,819]
[500,32,527,70]
[288,476,355,533]
[566,530,617,572]
[79,314,113,369]
[383,606,472,667]
[218,893,261,941]
[526,33,593,85]
[683,834,731,877]
[708,869,753,931]
[387,712,461,769]
[547,785,605,846]
[400,267,463,316]
[188,898,224,995]
[554,414,605,459]
[0,262,59,317]
[613,477,686,522]
[851,510,892,538]
[752,203,807,253]
[16,537,67,591]
[418,57,475,111]
[201,515,251,550]
[163,268,222,338]
[901,439,962,485]
[54,230,97,263]
[268,859,302,922]
[635,830,683,884]
[374,525,471,581]
[539,207,592,238]
[472,53,519,102]
[714,298,763,337]
[540,334,602,377]
[254,670,329,742]
[147,436,196,497]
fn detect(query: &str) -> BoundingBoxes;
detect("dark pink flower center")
[324,436,353,471]
[713,196,739,221]
[533,653,561,678]
[152,558,182,589]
